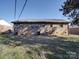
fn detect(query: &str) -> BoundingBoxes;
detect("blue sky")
[0,0,67,22]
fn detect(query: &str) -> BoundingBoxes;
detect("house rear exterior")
[12,19,69,36]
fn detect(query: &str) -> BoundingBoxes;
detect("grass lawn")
[0,34,79,59]
[60,34,79,42]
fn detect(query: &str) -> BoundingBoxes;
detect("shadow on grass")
[1,35,79,59]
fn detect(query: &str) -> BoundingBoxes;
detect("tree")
[60,0,79,25]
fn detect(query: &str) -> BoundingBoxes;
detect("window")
[14,31,18,35]
[50,25,53,27]
[60,24,63,27]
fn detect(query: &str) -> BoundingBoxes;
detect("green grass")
[0,34,79,59]
[64,35,79,42]
[0,44,41,59]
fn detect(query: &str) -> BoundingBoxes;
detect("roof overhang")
[12,21,69,24]
[12,19,70,24]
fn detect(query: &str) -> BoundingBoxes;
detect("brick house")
[12,19,69,36]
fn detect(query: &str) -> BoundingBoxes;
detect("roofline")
[12,21,70,24]
[12,19,70,24]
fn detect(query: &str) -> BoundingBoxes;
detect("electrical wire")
[14,0,17,19]
[18,0,28,19]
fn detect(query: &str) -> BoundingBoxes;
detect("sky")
[0,0,68,22]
